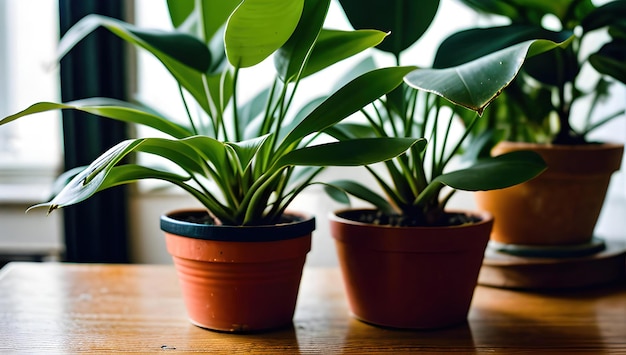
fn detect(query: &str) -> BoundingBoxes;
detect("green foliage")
[324,0,551,225]
[444,0,626,144]
[0,0,420,226]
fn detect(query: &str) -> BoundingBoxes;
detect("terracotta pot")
[329,209,492,329]
[475,142,624,246]
[161,209,314,332]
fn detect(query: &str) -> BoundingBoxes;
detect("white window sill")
[0,165,59,204]
[0,183,53,205]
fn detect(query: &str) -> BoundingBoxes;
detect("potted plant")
[322,0,555,329]
[0,0,421,332]
[435,0,625,251]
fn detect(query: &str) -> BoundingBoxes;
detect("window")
[0,0,62,199]
[0,0,63,261]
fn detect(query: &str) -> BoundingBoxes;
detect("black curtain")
[58,1,129,263]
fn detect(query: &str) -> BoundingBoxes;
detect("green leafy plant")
[324,0,556,226]
[0,0,420,226]
[436,0,626,144]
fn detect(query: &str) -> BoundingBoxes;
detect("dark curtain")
[58,0,129,263]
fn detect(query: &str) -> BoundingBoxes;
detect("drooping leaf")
[433,23,581,87]
[433,25,572,69]
[27,139,145,213]
[56,14,216,113]
[405,39,569,114]
[0,100,193,138]
[57,14,211,73]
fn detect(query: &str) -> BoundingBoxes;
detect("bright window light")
[0,0,62,173]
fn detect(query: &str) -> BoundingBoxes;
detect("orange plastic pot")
[161,209,314,332]
[329,209,492,329]
[475,142,623,246]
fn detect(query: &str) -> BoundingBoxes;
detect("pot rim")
[329,208,493,254]
[160,209,316,242]
[329,208,493,231]
[496,141,624,152]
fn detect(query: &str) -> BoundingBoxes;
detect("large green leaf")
[582,0,626,32]
[589,40,626,84]
[338,0,439,56]
[457,0,519,19]
[27,136,241,213]
[225,0,304,67]
[300,29,388,79]
[280,66,416,149]
[56,14,214,114]
[433,25,572,69]
[460,0,585,23]
[434,26,577,86]
[279,137,420,167]
[0,100,193,138]
[274,0,330,82]
[434,150,546,191]
[405,39,568,114]
[506,0,577,20]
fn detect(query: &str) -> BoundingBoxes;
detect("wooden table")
[1,262,625,354]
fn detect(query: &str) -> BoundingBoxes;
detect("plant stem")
[178,84,198,135]
[437,107,455,177]
[441,110,480,169]
[231,66,241,142]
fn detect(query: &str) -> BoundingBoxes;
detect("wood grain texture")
[0,262,625,354]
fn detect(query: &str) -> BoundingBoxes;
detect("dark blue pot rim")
[160,209,316,242]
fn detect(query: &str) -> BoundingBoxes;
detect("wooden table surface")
[0,262,625,354]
